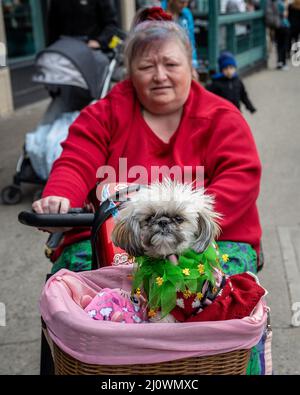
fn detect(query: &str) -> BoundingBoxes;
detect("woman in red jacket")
[33,7,262,279]
[33,7,265,374]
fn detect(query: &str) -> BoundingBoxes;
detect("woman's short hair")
[124,10,192,74]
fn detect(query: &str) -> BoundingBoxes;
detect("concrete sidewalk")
[0,57,300,374]
[0,99,51,375]
[243,56,300,374]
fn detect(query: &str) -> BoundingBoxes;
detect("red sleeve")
[204,109,262,233]
[42,99,112,207]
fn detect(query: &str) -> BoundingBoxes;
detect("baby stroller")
[1,34,125,205]
[18,183,272,376]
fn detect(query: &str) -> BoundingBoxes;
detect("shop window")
[2,0,35,59]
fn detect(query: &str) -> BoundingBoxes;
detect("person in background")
[225,0,246,13]
[160,0,198,70]
[288,0,300,52]
[47,0,118,50]
[245,0,260,11]
[268,0,291,70]
[207,51,257,114]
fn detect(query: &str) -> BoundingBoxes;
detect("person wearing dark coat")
[206,51,257,114]
[47,0,118,50]
[288,0,300,51]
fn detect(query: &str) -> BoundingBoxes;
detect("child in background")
[207,51,257,114]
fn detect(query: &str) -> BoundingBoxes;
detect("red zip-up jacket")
[43,80,262,263]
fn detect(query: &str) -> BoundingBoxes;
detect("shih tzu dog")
[111,179,224,323]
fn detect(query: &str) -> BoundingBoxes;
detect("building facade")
[0,2,13,117]
[0,0,136,115]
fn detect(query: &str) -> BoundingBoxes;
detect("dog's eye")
[174,216,184,224]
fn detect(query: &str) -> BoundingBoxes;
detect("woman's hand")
[32,196,72,233]
[32,196,70,214]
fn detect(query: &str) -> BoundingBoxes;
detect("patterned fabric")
[217,241,258,275]
[51,239,92,274]
[52,239,268,375]
[84,288,148,323]
[216,241,268,376]
[133,244,225,319]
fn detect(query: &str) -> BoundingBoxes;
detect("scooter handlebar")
[18,209,95,228]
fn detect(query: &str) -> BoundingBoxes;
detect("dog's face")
[111,181,221,259]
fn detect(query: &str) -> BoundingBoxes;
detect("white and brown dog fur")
[111,179,221,322]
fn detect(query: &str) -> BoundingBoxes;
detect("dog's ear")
[111,216,145,257]
[192,214,216,253]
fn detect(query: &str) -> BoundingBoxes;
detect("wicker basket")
[50,338,250,375]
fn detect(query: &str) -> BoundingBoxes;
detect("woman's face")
[130,39,192,115]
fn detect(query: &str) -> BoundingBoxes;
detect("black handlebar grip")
[18,210,95,228]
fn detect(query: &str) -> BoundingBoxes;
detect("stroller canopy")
[33,37,110,100]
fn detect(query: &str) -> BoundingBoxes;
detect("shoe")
[277,62,283,69]
[281,65,289,71]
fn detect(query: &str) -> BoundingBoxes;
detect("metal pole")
[260,0,268,63]
[120,0,136,32]
[208,0,219,72]
[30,0,46,53]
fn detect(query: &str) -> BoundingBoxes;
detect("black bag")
[265,0,281,29]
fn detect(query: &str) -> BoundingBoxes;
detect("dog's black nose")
[158,220,169,229]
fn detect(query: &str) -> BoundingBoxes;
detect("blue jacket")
[161,0,198,68]
[277,0,290,28]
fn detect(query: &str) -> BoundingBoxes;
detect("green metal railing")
[193,0,267,73]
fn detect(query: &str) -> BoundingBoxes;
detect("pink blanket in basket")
[40,266,268,366]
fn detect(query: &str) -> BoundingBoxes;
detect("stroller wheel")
[1,185,23,205]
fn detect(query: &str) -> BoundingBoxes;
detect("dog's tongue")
[167,254,178,265]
